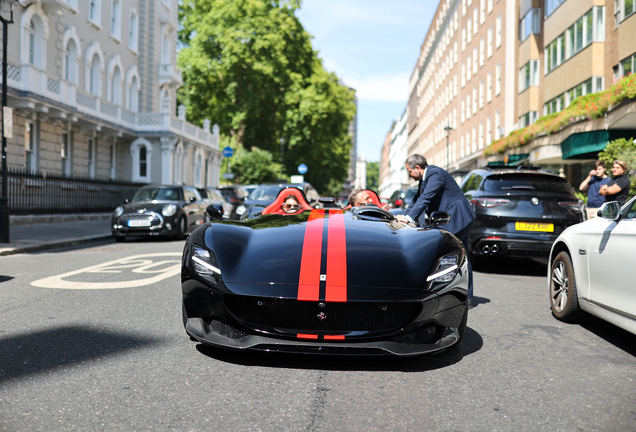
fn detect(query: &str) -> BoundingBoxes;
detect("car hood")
[199,210,453,299]
[122,201,180,212]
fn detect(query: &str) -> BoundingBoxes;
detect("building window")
[546,0,567,17]
[25,122,36,172]
[109,66,122,105]
[519,60,539,92]
[64,39,78,83]
[89,0,101,27]
[519,8,540,42]
[110,0,121,39]
[487,0,493,14]
[161,31,170,64]
[472,86,477,114]
[88,138,96,179]
[129,9,138,52]
[467,18,472,44]
[473,47,478,75]
[466,94,471,120]
[128,75,139,112]
[62,132,72,176]
[28,20,35,65]
[618,0,635,22]
[545,94,566,115]
[480,0,486,24]
[487,71,493,102]
[545,33,566,74]
[487,27,493,58]
[110,141,116,179]
[495,62,501,95]
[479,122,484,149]
[479,80,485,108]
[479,38,485,67]
[472,126,477,153]
[473,8,479,34]
[519,111,538,128]
[496,14,502,48]
[495,110,501,140]
[486,116,492,145]
[139,145,147,177]
[461,63,466,87]
[461,99,465,123]
[566,78,594,106]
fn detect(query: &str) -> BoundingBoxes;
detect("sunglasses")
[284,204,299,210]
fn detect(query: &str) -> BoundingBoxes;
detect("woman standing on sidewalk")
[599,160,631,206]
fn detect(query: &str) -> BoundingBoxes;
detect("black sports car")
[181,188,469,356]
[112,185,207,241]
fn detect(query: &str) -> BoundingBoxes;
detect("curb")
[0,235,114,257]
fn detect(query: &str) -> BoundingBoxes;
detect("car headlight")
[426,253,459,283]
[191,246,221,280]
[162,204,177,217]
[113,206,124,218]
[235,205,247,215]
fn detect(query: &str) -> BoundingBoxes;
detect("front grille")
[208,320,249,340]
[224,296,422,332]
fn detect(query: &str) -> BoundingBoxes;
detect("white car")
[548,195,636,335]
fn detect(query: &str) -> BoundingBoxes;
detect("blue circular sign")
[297,163,308,174]
[222,146,234,158]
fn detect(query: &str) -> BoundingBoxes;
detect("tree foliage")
[366,162,379,191]
[220,137,286,185]
[598,137,636,196]
[178,0,356,194]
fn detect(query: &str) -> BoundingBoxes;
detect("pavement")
[0,213,113,256]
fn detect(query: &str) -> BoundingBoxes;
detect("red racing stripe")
[323,335,345,340]
[325,211,347,302]
[297,334,318,340]
[297,209,326,302]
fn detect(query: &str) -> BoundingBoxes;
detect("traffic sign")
[222,146,234,158]
[297,163,308,174]
[222,173,234,179]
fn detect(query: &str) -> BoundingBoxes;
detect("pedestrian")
[396,154,477,306]
[579,160,610,219]
[599,160,631,206]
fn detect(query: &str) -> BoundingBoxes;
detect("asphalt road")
[1,239,635,432]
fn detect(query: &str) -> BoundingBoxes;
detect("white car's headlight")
[191,246,221,280]
[113,206,124,218]
[235,205,247,215]
[162,204,177,217]
[426,253,459,283]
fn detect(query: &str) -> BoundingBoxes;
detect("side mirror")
[599,201,621,221]
[189,196,197,203]
[429,211,451,227]
[206,204,225,221]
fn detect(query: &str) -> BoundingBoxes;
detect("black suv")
[460,166,585,258]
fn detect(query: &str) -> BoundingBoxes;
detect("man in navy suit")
[396,154,476,305]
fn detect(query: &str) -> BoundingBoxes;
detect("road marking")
[31,253,181,290]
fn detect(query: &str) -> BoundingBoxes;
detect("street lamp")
[0,0,16,244]
[444,124,453,172]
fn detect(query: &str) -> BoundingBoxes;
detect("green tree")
[598,137,636,196]
[220,136,286,185]
[178,0,355,194]
[366,162,379,191]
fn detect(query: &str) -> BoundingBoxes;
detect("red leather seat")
[262,187,314,215]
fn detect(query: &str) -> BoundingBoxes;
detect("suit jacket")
[405,165,476,235]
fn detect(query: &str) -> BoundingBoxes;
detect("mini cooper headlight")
[191,246,221,278]
[426,253,459,283]
[235,204,247,215]
[162,204,177,217]
[113,206,124,218]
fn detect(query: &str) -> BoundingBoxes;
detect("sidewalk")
[0,213,113,256]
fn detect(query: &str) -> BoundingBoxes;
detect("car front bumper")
[111,212,178,237]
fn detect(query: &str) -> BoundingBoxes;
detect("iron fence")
[0,167,142,215]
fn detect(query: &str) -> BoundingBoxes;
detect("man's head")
[348,188,373,206]
[594,160,607,177]
[405,154,428,181]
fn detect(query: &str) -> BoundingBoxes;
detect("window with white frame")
[131,138,152,183]
[473,8,479,34]
[545,33,566,73]
[488,0,493,14]
[487,71,493,102]
[479,122,484,148]
[519,60,539,92]
[495,110,501,139]
[479,79,484,108]
[161,31,171,64]
[89,0,101,27]
[129,9,138,52]
[62,132,72,176]
[487,27,493,58]
[128,75,139,112]
[617,0,636,22]
[545,93,566,115]
[496,14,502,47]
[461,99,466,123]
[479,38,485,66]
[486,116,492,145]
[467,18,472,44]
[110,66,122,105]
[495,62,501,95]
[472,86,477,114]
[461,63,466,87]
[466,94,471,119]
[466,56,472,82]
[28,20,36,65]
[519,8,540,42]
[64,39,78,83]
[25,122,37,173]
[109,141,116,179]
[462,0,467,16]
[618,53,636,78]
[110,0,121,39]
[462,26,466,51]
[88,138,96,179]
[473,47,478,75]
[472,126,477,152]
[519,111,538,128]
[160,87,170,112]
[480,0,486,25]
[546,0,566,17]
[88,53,102,96]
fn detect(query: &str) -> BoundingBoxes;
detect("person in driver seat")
[282,194,302,214]
[348,188,374,207]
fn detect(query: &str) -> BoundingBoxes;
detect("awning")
[561,130,635,160]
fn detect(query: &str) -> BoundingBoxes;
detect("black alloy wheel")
[550,251,581,323]
[175,215,187,240]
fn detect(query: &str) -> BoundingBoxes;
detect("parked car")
[548,196,636,335]
[387,187,418,209]
[112,185,207,241]
[196,187,233,220]
[218,185,250,219]
[181,188,469,355]
[459,166,585,258]
[242,182,320,218]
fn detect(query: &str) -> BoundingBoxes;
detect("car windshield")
[219,189,235,199]
[250,185,288,200]
[405,188,417,202]
[132,187,181,202]
[484,175,572,194]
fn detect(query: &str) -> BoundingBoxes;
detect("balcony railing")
[2,61,217,151]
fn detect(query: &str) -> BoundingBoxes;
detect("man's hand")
[589,169,596,177]
[396,215,409,224]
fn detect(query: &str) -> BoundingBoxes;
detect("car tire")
[114,236,125,243]
[550,251,581,323]
[175,216,187,240]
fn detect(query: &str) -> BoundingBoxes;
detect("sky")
[296,0,436,162]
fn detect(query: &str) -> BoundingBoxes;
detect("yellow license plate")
[515,222,554,232]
